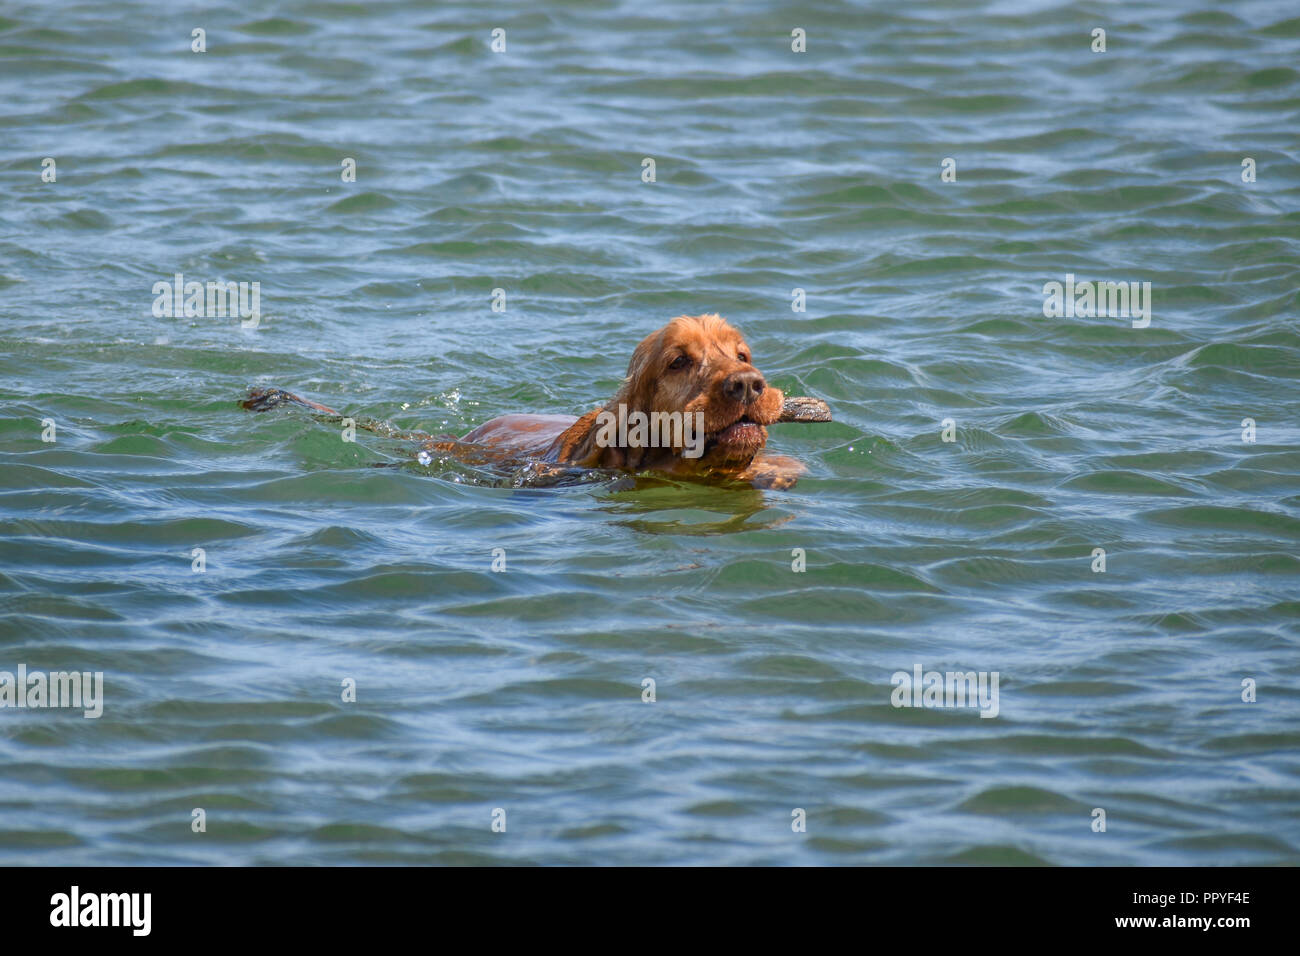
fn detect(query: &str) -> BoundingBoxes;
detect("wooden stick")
[245,387,832,435]
[778,396,832,423]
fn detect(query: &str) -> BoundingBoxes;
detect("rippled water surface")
[1,0,1298,865]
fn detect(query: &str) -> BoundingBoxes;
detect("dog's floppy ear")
[552,326,667,466]
[552,407,624,468]
[610,326,663,413]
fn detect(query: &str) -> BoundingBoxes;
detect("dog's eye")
[738,352,750,364]
[668,354,691,370]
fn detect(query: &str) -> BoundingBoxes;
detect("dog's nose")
[721,369,765,405]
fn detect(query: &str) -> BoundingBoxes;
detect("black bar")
[3,866,1277,941]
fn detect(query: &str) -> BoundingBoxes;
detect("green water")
[1,0,1298,864]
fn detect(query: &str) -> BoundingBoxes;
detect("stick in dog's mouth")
[776,396,832,423]
[706,397,831,448]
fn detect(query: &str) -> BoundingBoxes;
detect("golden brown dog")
[459,314,804,488]
[244,314,805,488]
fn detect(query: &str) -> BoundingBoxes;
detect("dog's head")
[557,314,783,471]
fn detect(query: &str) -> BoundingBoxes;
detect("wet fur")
[244,314,805,489]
